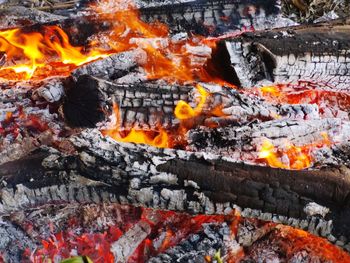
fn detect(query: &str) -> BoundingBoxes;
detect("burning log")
[213,19,350,89]
[1,0,350,261]
[1,129,350,248]
[0,6,65,28]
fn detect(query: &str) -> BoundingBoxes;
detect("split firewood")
[214,21,350,89]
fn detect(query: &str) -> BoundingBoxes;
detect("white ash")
[184,180,200,189]
[32,79,65,103]
[111,221,151,262]
[115,71,147,84]
[304,202,330,218]
[150,173,178,185]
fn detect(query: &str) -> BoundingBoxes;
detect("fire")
[25,206,228,263]
[248,82,350,113]
[102,84,225,148]
[0,0,229,85]
[174,84,209,120]
[0,26,109,80]
[258,132,331,170]
[259,85,281,98]
[101,103,170,148]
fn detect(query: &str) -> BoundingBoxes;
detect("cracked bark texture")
[140,0,289,36]
[215,21,350,89]
[1,130,350,250]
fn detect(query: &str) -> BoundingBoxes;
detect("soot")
[62,75,106,128]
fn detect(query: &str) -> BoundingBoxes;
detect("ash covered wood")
[0,6,65,28]
[140,0,291,36]
[214,20,350,89]
[111,221,151,262]
[0,1,350,261]
[0,202,348,262]
[1,129,350,249]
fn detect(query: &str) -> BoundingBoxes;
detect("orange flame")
[258,132,331,170]
[102,84,226,148]
[101,103,170,148]
[0,0,229,85]
[0,26,109,80]
[247,83,350,114]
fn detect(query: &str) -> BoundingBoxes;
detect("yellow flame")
[174,84,208,120]
[101,104,170,148]
[258,133,331,170]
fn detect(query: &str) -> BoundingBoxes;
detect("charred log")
[0,6,65,28]
[1,130,350,248]
[140,0,286,36]
[213,21,350,89]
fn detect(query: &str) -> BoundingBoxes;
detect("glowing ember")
[25,207,227,263]
[249,82,350,114]
[0,107,49,141]
[22,204,350,263]
[258,132,331,170]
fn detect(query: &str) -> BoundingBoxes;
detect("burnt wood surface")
[1,4,350,259]
[213,20,350,88]
[0,129,349,248]
[140,0,283,35]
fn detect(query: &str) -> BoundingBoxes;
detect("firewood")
[214,21,350,89]
[0,129,349,247]
[0,6,65,28]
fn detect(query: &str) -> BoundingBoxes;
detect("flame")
[102,84,225,148]
[259,85,281,98]
[0,26,109,80]
[0,0,231,85]
[247,82,350,114]
[101,103,170,148]
[174,84,209,120]
[258,132,331,170]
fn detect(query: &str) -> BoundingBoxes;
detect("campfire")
[0,0,350,262]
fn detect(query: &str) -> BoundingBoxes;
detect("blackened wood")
[214,22,350,89]
[0,130,349,247]
[140,0,283,36]
[0,6,65,29]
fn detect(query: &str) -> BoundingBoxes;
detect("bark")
[214,21,350,89]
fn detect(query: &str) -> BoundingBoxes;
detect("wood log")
[213,21,350,89]
[61,75,331,129]
[1,129,350,248]
[140,0,288,36]
[0,6,65,28]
